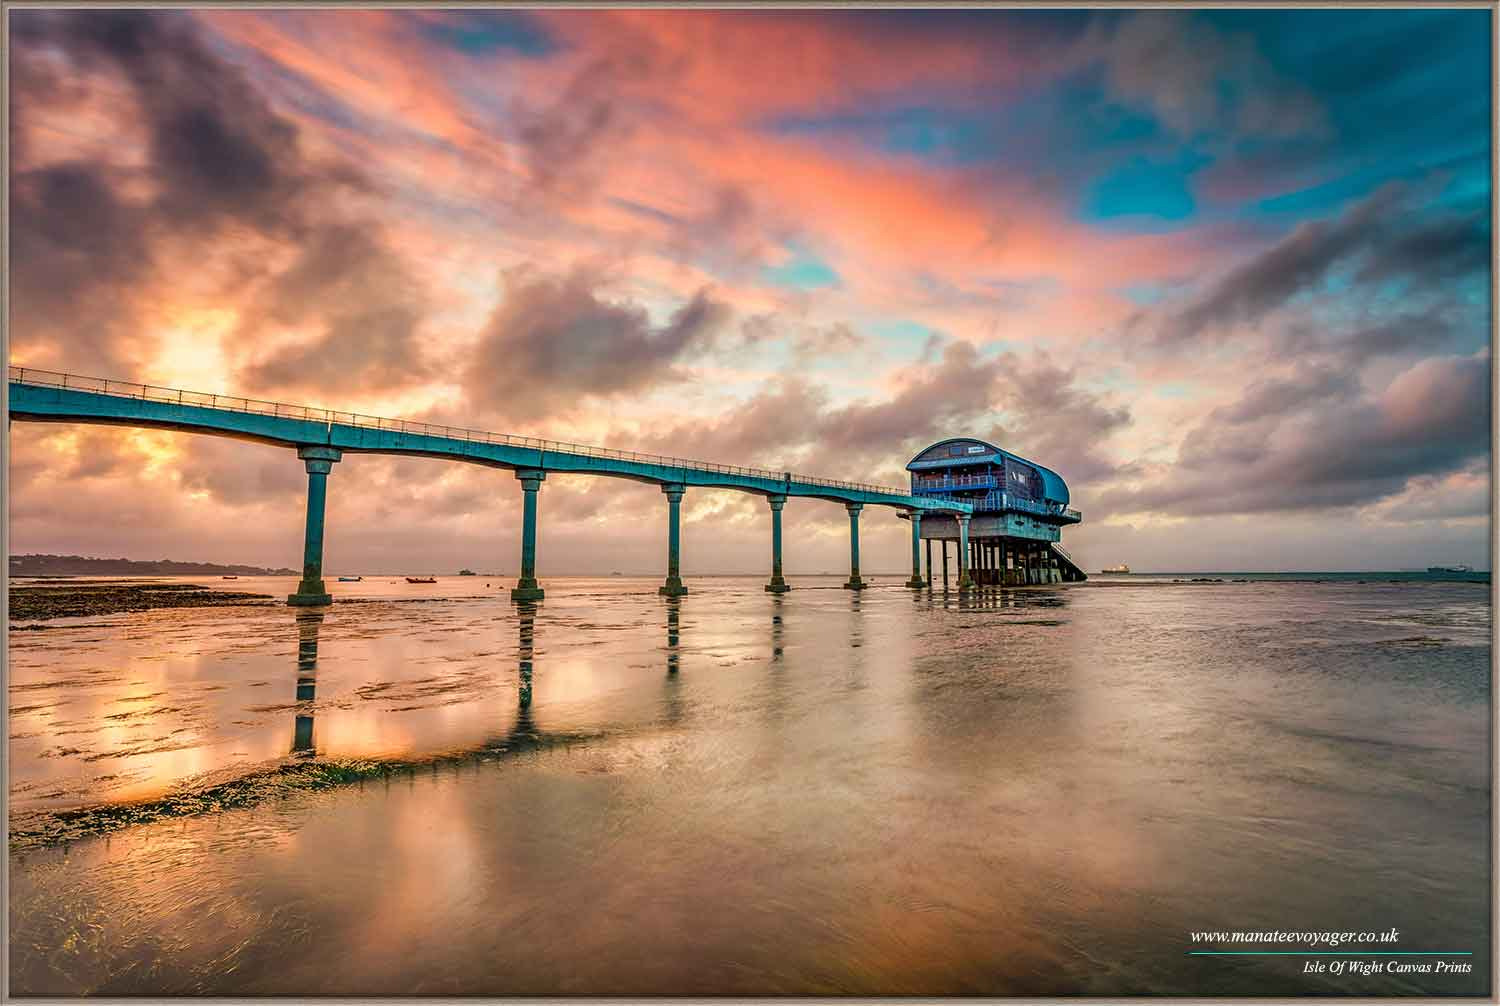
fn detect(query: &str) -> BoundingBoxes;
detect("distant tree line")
[9,554,296,576]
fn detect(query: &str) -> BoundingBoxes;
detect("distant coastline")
[9,554,297,577]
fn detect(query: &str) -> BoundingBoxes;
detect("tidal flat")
[7,574,1492,995]
[9,580,274,621]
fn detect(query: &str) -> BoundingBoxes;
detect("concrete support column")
[906,513,925,587]
[843,503,866,590]
[942,540,950,589]
[511,470,546,602]
[765,495,790,593]
[659,483,689,597]
[288,446,342,606]
[925,539,933,589]
[957,515,975,591]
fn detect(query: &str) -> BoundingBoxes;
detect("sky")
[7,7,1493,574]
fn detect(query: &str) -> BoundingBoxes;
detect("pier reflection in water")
[517,602,537,708]
[6,577,1491,996]
[665,597,681,674]
[292,610,324,755]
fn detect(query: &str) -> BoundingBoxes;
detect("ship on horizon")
[1426,563,1473,574]
[1101,564,1131,574]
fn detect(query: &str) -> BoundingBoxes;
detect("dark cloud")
[10,10,430,392]
[737,316,871,363]
[10,162,153,373]
[1099,351,1490,517]
[16,11,325,236]
[985,352,1134,487]
[1370,465,1491,524]
[639,379,830,467]
[822,341,1002,453]
[628,341,1133,494]
[1275,311,1462,364]
[240,223,433,393]
[1156,184,1489,347]
[673,185,781,275]
[1087,12,1326,139]
[463,266,730,421]
[1213,366,1358,425]
[1353,212,1491,288]
[175,436,307,506]
[513,41,666,203]
[1162,185,1396,343]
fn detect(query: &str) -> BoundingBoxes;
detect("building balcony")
[911,473,999,492]
[912,488,1082,523]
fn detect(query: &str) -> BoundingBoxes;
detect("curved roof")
[906,437,1071,505]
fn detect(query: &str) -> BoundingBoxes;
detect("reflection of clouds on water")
[5,576,1493,996]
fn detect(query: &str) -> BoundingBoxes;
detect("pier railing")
[910,483,1082,521]
[8,367,908,497]
[912,472,998,491]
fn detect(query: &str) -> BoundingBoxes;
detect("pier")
[9,368,994,603]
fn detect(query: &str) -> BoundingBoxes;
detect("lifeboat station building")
[906,438,1086,587]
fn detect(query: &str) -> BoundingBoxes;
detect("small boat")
[1427,564,1473,574]
[338,575,363,582]
[406,576,437,584]
[1101,564,1131,574]
[221,575,238,579]
[458,569,476,576]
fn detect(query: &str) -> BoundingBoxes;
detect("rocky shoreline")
[8,581,276,621]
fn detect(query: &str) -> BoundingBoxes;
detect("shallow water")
[7,576,1492,995]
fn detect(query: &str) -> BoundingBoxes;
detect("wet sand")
[7,575,1491,995]
[9,580,274,621]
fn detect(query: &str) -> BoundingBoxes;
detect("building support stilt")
[906,512,925,587]
[287,446,342,606]
[925,539,933,589]
[957,515,975,591]
[942,540,950,589]
[765,494,790,593]
[843,502,866,590]
[510,469,546,602]
[659,483,689,597]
